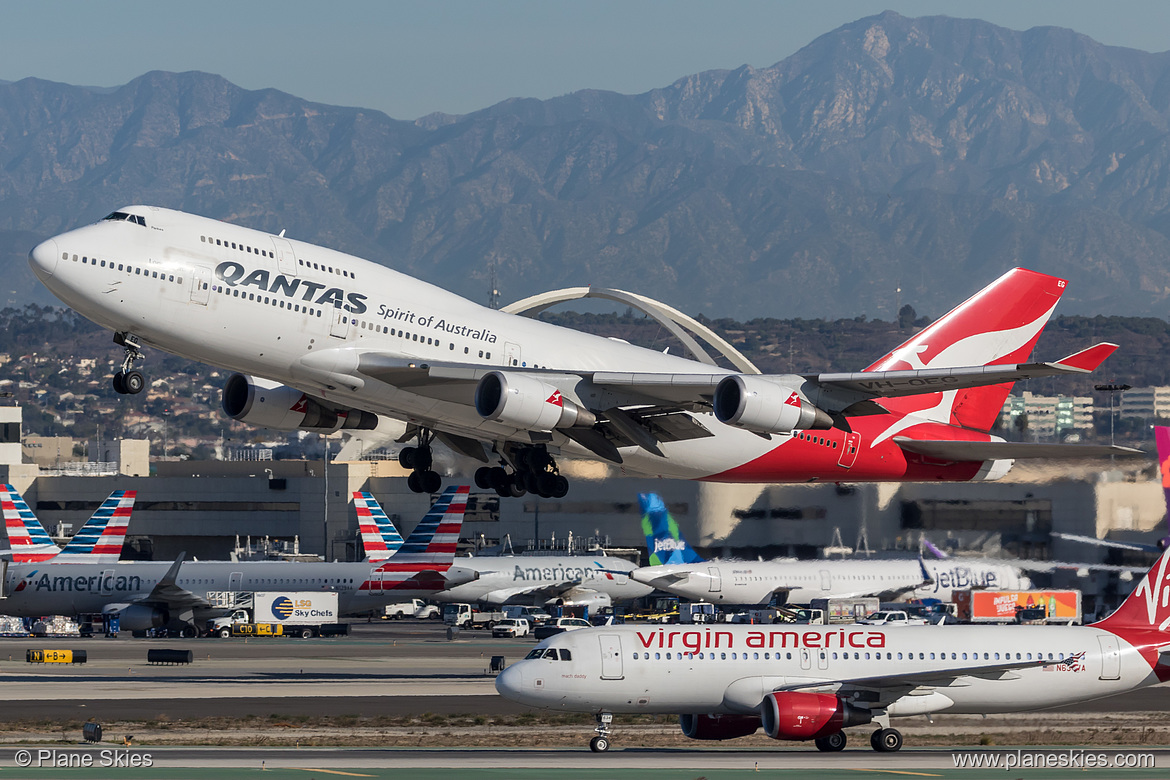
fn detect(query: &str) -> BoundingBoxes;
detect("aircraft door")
[0,559,7,598]
[599,634,624,680]
[189,267,211,305]
[229,572,243,592]
[707,566,722,593]
[329,309,351,339]
[837,432,861,468]
[504,342,521,368]
[819,569,831,592]
[270,236,299,276]
[799,648,812,670]
[1098,635,1121,680]
[99,569,115,597]
[368,569,383,593]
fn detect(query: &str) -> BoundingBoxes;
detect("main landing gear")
[870,727,903,752]
[111,332,146,395]
[814,731,848,751]
[400,430,442,494]
[588,712,613,753]
[474,444,569,499]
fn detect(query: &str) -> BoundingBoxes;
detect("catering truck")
[953,589,1082,625]
[205,592,346,638]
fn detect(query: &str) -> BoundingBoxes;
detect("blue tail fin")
[640,493,704,565]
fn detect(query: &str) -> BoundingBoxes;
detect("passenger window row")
[68,253,182,285]
[630,649,1073,662]
[795,431,837,449]
[211,284,322,318]
[354,321,493,360]
[299,258,354,280]
[201,235,274,259]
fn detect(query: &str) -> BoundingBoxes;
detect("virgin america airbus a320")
[28,206,1133,497]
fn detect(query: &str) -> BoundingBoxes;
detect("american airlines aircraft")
[28,207,1131,498]
[496,545,1170,753]
[356,490,651,608]
[1,485,136,563]
[632,493,1029,603]
[0,486,475,635]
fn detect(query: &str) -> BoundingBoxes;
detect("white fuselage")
[496,623,1145,717]
[436,556,652,607]
[634,558,1031,606]
[2,559,447,619]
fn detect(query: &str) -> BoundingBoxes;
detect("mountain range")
[4,11,1170,320]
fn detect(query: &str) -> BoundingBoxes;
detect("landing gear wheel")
[112,373,128,394]
[407,471,423,493]
[474,467,493,490]
[123,369,145,395]
[871,727,902,752]
[180,624,198,638]
[419,469,442,494]
[589,736,609,753]
[815,731,847,752]
[551,476,569,498]
[399,447,417,470]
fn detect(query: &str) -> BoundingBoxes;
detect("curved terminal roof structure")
[502,286,760,375]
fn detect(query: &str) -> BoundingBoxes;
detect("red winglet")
[1053,342,1119,372]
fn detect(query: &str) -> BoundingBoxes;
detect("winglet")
[160,552,186,587]
[1051,343,1119,373]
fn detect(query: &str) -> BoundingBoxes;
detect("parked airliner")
[29,207,1132,498]
[632,493,1029,603]
[496,545,1170,753]
[0,487,474,635]
[356,491,650,608]
[1,485,135,563]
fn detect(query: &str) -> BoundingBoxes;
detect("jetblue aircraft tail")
[641,493,704,565]
[52,490,137,563]
[354,491,405,561]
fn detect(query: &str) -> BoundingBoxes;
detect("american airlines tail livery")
[497,545,1170,753]
[29,207,1131,498]
[1,485,136,564]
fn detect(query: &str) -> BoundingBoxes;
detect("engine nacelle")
[713,375,833,434]
[474,371,596,431]
[107,604,167,632]
[759,692,872,741]
[543,588,612,610]
[221,373,378,432]
[679,713,762,741]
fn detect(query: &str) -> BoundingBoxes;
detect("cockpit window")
[525,649,544,660]
[103,212,146,227]
[525,648,571,661]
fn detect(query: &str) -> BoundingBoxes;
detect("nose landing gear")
[111,332,146,395]
[588,712,613,753]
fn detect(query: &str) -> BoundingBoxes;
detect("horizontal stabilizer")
[894,438,1143,461]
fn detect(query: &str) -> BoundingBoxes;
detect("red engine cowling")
[759,692,872,741]
[679,713,762,741]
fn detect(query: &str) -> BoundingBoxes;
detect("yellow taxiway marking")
[845,772,942,777]
[295,770,376,778]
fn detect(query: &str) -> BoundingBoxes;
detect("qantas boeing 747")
[28,206,1134,497]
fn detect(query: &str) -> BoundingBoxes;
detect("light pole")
[1095,383,1131,451]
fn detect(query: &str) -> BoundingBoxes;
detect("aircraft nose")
[29,238,60,280]
[495,664,526,701]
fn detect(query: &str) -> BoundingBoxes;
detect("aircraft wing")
[137,554,210,610]
[894,439,1144,460]
[353,344,1119,419]
[1052,532,1160,554]
[776,652,1085,708]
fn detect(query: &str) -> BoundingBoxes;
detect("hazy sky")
[5,1,1170,120]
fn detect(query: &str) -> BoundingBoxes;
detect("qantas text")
[215,262,368,314]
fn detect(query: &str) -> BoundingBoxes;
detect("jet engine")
[713,375,833,434]
[109,604,167,632]
[474,371,596,431]
[221,373,377,432]
[543,588,612,610]
[759,692,872,741]
[679,713,762,741]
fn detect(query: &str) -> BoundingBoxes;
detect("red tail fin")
[866,268,1067,431]
[1094,548,1170,633]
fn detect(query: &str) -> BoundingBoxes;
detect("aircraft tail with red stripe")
[1,484,60,562]
[364,486,473,593]
[52,490,136,563]
[866,268,1068,432]
[354,491,405,562]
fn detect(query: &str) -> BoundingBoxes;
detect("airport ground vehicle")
[206,592,344,638]
[680,602,718,624]
[492,618,531,638]
[856,610,928,626]
[442,603,507,629]
[384,599,441,620]
[533,617,592,640]
[502,605,552,623]
[808,597,881,624]
[953,589,1082,624]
